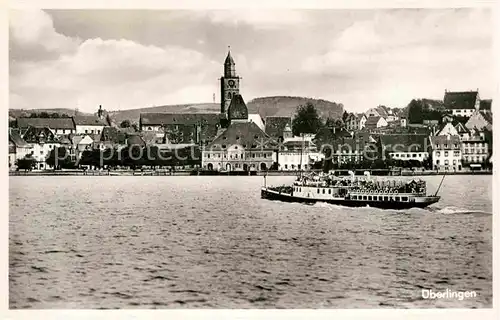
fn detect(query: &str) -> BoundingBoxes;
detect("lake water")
[9,175,492,308]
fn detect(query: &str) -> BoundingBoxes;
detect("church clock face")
[228,80,235,88]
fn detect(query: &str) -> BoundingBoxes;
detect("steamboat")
[261,171,443,209]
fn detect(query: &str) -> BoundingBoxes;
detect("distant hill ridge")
[9,96,345,124]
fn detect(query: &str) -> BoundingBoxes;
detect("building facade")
[22,126,61,170]
[443,90,480,117]
[429,135,462,171]
[17,118,75,136]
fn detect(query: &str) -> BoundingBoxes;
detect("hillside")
[247,96,344,120]
[9,96,345,124]
[8,108,93,118]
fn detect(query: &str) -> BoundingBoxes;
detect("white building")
[429,135,462,171]
[22,126,61,170]
[345,113,367,131]
[443,90,480,117]
[276,137,324,171]
[73,115,108,135]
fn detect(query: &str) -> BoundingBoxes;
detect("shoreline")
[9,169,493,177]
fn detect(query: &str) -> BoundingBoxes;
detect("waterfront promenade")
[9,168,493,177]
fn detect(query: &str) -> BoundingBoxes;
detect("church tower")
[220,48,240,115]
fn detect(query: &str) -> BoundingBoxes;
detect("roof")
[73,115,108,126]
[22,126,59,143]
[334,138,378,153]
[365,116,382,128]
[481,110,493,125]
[264,116,292,138]
[9,130,28,147]
[100,127,128,144]
[444,91,478,110]
[379,134,429,153]
[375,106,389,118]
[140,113,221,126]
[479,99,492,111]
[429,135,461,149]
[224,50,235,65]
[208,121,276,150]
[17,117,75,130]
[228,94,248,121]
[127,135,146,147]
[454,122,469,134]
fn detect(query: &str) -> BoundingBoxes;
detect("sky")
[9,8,494,113]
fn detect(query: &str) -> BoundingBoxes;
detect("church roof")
[228,94,248,121]
[224,50,235,65]
[444,91,478,110]
[208,121,276,150]
[140,113,221,125]
[17,117,75,130]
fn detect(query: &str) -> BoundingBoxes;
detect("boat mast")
[434,172,447,196]
[299,133,304,179]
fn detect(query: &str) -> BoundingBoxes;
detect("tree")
[120,120,131,128]
[292,102,323,136]
[16,155,36,171]
[342,111,349,123]
[46,147,75,169]
[407,99,424,124]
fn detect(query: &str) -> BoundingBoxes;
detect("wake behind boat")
[261,171,442,209]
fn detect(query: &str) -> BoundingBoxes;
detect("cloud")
[205,10,307,29]
[10,10,219,112]
[300,8,493,109]
[10,9,80,60]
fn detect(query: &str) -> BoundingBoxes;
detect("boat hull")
[261,188,440,209]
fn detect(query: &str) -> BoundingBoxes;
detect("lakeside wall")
[9,169,493,177]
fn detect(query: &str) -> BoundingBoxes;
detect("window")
[85,130,88,134]
[328,189,331,194]
[444,151,449,157]
[234,146,238,149]
[453,160,456,165]
[395,197,400,201]
[317,189,320,193]
[222,145,226,149]
[285,164,288,169]
[363,196,367,200]
[252,154,255,158]
[402,197,408,201]
[322,189,325,194]
[207,154,210,159]
[444,144,448,148]
[436,160,440,164]
[413,154,417,157]
[368,196,372,201]
[436,151,441,157]
[445,160,449,165]
[384,196,388,201]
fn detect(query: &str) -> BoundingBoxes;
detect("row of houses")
[344,90,492,134]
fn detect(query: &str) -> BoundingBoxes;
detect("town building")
[465,109,493,131]
[429,135,462,171]
[9,130,32,169]
[435,122,459,136]
[331,137,378,165]
[73,115,108,135]
[275,136,324,171]
[345,113,367,131]
[139,113,222,145]
[378,134,429,162]
[22,126,61,170]
[364,116,388,131]
[443,90,480,117]
[454,122,470,140]
[202,94,277,172]
[17,117,75,136]
[461,131,489,169]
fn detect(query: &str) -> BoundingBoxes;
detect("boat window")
[363,196,367,200]
[368,196,372,201]
[317,189,320,193]
[384,196,388,201]
[402,197,408,201]
[395,196,400,201]
[322,189,325,194]
[328,189,331,194]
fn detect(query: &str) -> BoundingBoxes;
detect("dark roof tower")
[224,48,236,78]
[228,94,248,122]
